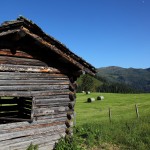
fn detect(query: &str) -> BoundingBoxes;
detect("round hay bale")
[87,97,95,103]
[86,91,90,94]
[82,91,85,93]
[97,96,104,100]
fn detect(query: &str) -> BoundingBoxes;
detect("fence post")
[135,104,139,118]
[109,107,112,122]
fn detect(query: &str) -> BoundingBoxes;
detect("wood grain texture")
[0,55,47,66]
[0,49,76,149]
[0,49,33,59]
[0,64,61,73]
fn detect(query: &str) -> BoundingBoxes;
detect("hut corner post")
[66,70,84,135]
[66,75,78,135]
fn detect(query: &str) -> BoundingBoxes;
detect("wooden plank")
[0,29,20,37]
[0,85,69,91]
[0,129,65,146]
[0,49,33,58]
[0,64,61,73]
[33,107,69,117]
[0,80,69,85]
[36,114,66,121]
[0,56,47,66]
[33,109,57,117]
[35,94,69,99]
[10,137,58,150]
[0,118,66,132]
[34,106,69,112]
[0,120,66,134]
[34,98,70,105]
[0,77,68,80]
[0,132,65,150]
[34,112,67,119]
[0,117,32,122]
[0,122,65,141]
[0,71,68,78]
[0,74,68,81]
[0,90,69,97]
[0,131,65,150]
[35,102,70,107]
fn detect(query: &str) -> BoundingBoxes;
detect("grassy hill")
[97,66,150,92]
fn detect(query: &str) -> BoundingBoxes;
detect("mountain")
[96,66,150,92]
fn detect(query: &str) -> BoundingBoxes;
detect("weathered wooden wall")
[0,49,77,150]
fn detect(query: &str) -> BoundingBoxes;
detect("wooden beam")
[0,90,70,97]
[0,72,68,79]
[0,84,69,91]
[0,49,33,58]
[0,55,47,66]
[69,92,76,101]
[0,117,32,122]
[0,80,69,85]
[0,64,61,73]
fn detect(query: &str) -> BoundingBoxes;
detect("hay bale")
[97,96,104,100]
[86,91,90,94]
[82,91,85,93]
[87,97,95,103]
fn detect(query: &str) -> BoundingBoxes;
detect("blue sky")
[0,0,150,69]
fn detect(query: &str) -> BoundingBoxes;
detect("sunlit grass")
[55,93,150,150]
[75,93,150,125]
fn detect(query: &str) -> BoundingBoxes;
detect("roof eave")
[0,17,96,75]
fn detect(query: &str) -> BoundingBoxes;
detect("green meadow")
[55,93,150,150]
[75,93,150,125]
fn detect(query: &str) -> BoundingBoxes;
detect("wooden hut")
[0,17,96,150]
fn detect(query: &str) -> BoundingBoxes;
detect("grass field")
[75,93,150,125]
[56,93,150,150]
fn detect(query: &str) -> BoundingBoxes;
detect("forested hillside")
[97,66,150,92]
[77,74,103,92]
[77,74,136,93]
[77,66,150,93]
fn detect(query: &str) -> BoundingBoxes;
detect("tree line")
[77,74,139,93]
